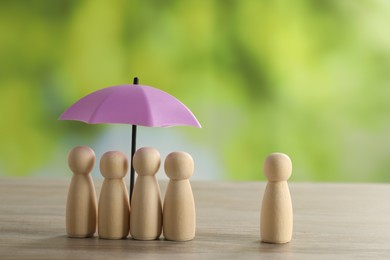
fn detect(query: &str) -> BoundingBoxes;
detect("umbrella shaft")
[130,124,137,204]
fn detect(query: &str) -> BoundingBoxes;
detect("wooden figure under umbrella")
[59,78,201,203]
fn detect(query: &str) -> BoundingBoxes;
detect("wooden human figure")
[260,153,293,244]
[163,152,196,241]
[98,151,130,239]
[130,147,162,240]
[66,146,97,238]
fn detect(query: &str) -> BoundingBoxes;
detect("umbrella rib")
[88,88,118,123]
[138,87,155,126]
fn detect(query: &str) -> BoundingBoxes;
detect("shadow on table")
[7,233,291,256]
[7,234,198,258]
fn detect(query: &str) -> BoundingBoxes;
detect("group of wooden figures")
[66,146,195,242]
[66,145,293,244]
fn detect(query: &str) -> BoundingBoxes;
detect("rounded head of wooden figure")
[164,151,194,180]
[100,151,129,179]
[133,147,161,176]
[264,153,292,181]
[68,146,95,175]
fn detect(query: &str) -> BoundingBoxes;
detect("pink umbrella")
[59,78,201,202]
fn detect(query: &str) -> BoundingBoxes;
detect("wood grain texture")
[0,178,390,259]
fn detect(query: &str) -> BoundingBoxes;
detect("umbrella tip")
[133,77,139,85]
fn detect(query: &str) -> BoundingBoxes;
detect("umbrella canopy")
[59,84,201,128]
[59,79,201,203]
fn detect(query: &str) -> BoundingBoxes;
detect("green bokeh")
[1,1,390,182]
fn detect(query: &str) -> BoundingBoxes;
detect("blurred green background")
[1,0,390,182]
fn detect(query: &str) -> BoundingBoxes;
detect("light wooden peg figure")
[66,146,97,238]
[260,153,293,244]
[163,152,196,241]
[98,151,130,239]
[130,147,162,240]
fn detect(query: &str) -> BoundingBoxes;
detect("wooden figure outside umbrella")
[59,77,201,203]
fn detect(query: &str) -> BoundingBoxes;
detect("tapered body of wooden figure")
[260,153,293,244]
[130,147,162,240]
[66,146,97,238]
[98,151,130,239]
[163,152,196,241]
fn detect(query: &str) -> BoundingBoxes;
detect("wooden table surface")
[0,178,389,259]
